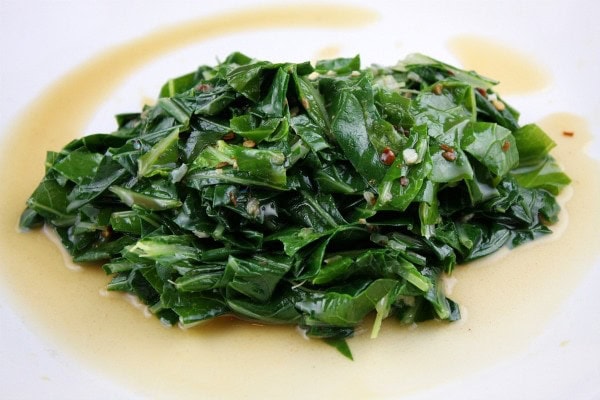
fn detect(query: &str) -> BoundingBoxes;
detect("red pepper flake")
[229,190,238,207]
[196,83,212,92]
[439,143,456,161]
[400,176,409,187]
[101,226,113,239]
[442,151,457,162]
[380,147,396,166]
[562,131,575,137]
[301,97,310,110]
[502,141,511,152]
[440,143,454,152]
[223,132,236,141]
[476,88,488,97]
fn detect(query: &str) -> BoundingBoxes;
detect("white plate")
[1,1,599,399]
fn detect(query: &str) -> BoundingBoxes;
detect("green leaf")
[293,72,331,135]
[290,114,330,153]
[324,337,354,360]
[109,185,182,210]
[157,98,193,126]
[427,120,474,183]
[124,235,201,265]
[315,55,360,74]
[296,279,399,327]
[137,127,179,178]
[255,67,290,118]
[159,71,197,97]
[227,288,301,324]
[67,156,127,211]
[511,156,571,195]
[187,140,287,190]
[226,60,272,102]
[26,179,73,225]
[512,123,556,166]
[461,122,518,177]
[52,149,103,185]
[399,53,498,90]
[170,292,228,327]
[331,90,387,185]
[223,255,291,303]
[229,115,285,143]
[266,227,330,256]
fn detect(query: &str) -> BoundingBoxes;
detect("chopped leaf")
[21,52,570,360]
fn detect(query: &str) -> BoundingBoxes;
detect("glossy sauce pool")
[1,7,600,399]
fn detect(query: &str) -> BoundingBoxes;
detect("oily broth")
[1,10,600,399]
[447,35,552,95]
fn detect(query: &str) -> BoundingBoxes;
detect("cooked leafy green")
[20,52,570,359]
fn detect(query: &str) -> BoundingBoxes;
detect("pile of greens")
[20,52,570,359]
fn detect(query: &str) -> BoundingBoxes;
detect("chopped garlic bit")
[350,70,360,77]
[378,181,393,204]
[492,99,505,111]
[246,197,260,218]
[193,230,210,239]
[307,71,320,81]
[363,191,376,205]
[381,191,393,203]
[326,70,336,76]
[403,148,419,165]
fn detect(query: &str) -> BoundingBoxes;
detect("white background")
[1,1,599,399]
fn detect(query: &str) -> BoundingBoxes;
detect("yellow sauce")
[1,10,599,399]
[447,35,552,94]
